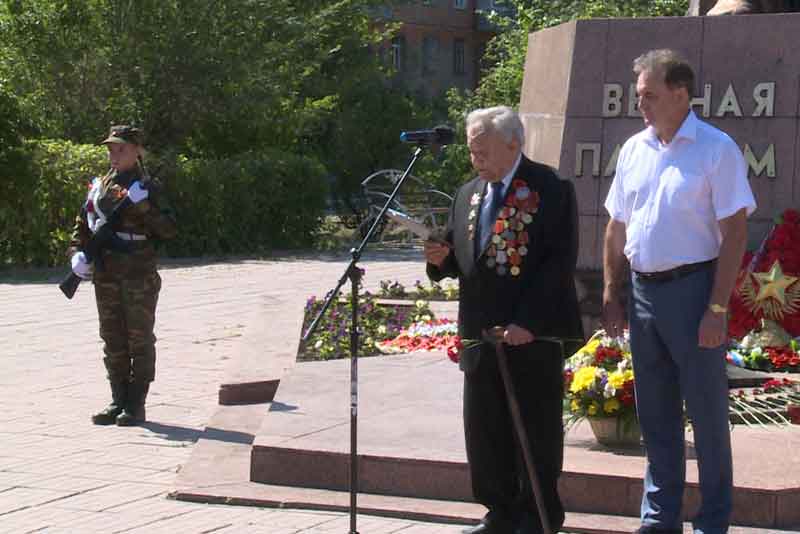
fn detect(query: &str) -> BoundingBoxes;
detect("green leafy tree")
[0,0,436,265]
[0,0,402,157]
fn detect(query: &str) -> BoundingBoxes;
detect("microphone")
[400,125,455,146]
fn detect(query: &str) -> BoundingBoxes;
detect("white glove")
[71,252,93,280]
[127,181,149,203]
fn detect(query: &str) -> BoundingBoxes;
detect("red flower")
[445,336,464,363]
[784,209,800,224]
[620,379,636,406]
[563,369,574,389]
[594,346,623,366]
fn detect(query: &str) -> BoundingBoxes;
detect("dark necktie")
[477,181,504,256]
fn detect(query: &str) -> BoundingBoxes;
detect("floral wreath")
[484,178,540,277]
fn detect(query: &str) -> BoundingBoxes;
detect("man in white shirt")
[603,49,756,534]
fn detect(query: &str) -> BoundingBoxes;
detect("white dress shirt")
[604,111,756,273]
[485,152,522,201]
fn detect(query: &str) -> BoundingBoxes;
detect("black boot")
[92,381,127,425]
[116,381,150,426]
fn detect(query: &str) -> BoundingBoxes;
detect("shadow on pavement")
[141,421,254,445]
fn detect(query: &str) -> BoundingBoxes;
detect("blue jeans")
[629,266,732,534]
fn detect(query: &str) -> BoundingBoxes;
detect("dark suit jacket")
[428,155,583,372]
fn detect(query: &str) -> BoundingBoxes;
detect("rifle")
[59,158,151,299]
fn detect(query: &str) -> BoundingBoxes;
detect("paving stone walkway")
[0,250,471,533]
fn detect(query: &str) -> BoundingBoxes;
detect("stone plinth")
[519,14,800,269]
[249,352,800,529]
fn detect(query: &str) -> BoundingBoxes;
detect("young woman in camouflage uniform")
[67,125,176,426]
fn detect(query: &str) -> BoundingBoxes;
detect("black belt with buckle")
[634,259,715,282]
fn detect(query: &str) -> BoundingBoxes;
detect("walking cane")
[484,326,553,534]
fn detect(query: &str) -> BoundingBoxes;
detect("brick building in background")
[374,0,514,98]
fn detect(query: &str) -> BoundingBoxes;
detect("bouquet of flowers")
[563,330,637,428]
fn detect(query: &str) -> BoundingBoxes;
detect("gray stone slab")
[566,20,610,118]
[603,17,704,88]
[702,13,800,118]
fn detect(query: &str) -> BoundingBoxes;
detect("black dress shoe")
[463,511,514,534]
[463,524,492,534]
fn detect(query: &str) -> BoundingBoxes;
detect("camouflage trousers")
[94,270,161,384]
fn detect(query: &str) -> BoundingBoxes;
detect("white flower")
[604,382,616,399]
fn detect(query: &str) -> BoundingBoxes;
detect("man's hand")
[602,290,628,338]
[424,239,450,267]
[698,309,726,348]
[70,251,93,280]
[504,323,534,346]
[127,181,149,204]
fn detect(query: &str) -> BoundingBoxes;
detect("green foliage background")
[0,0,688,267]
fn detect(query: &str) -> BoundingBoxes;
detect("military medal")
[483,178,540,277]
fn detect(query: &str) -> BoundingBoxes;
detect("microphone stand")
[301,145,427,534]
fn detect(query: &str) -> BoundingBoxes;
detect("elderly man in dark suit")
[426,106,583,534]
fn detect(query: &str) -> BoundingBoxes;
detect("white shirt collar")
[496,152,522,193]
[644,110,697,148]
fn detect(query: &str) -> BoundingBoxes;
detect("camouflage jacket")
[67,168,177,276]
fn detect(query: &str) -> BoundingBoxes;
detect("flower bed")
[379,318,460,357]
[378,279,459,301]
[299,292,434,361]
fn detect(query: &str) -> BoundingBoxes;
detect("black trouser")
[463,340,565,531]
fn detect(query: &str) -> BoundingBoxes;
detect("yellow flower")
[572,339,600,359]
[570,399,581,413]
[603,398,621,414]
[587,402,599,416]
[608,371,625,390]
[570,366,598,393]
[608,369,634,389]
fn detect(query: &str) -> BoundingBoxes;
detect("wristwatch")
[709,303,728,314]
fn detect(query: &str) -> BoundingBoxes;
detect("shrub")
[0,142,328,266]
[162,150,328,257]
[0,139,107,266]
